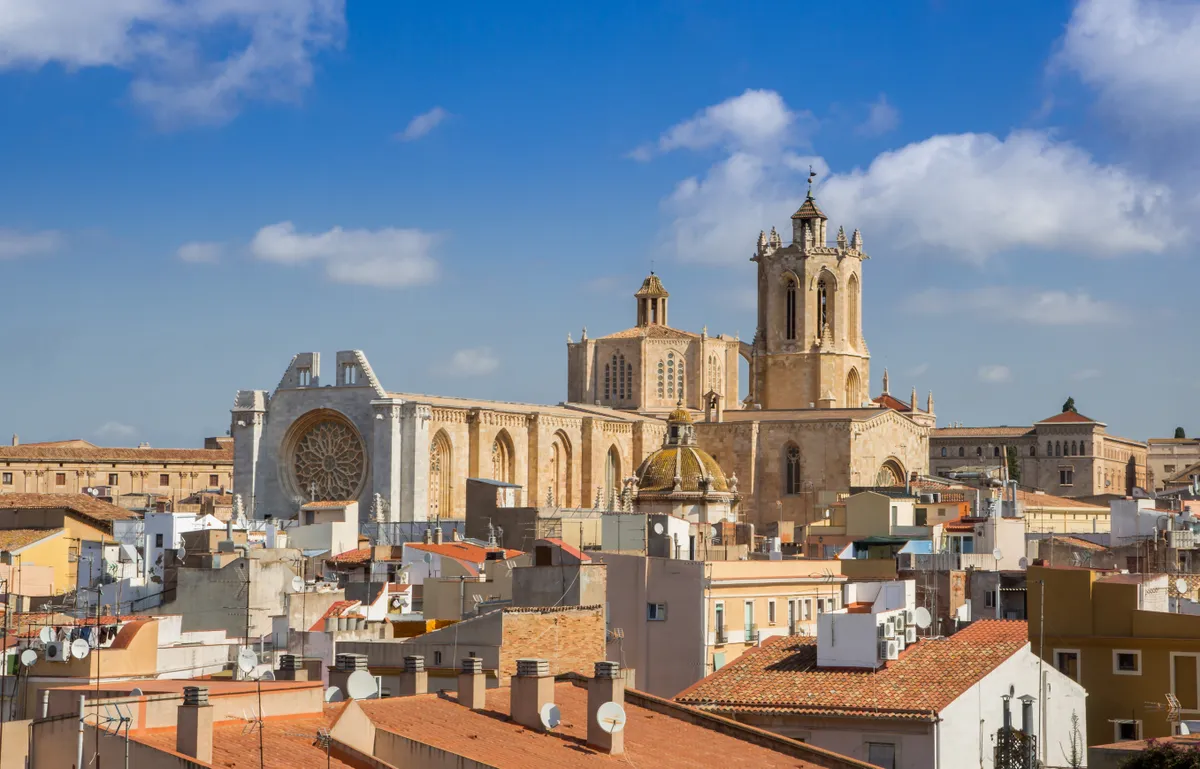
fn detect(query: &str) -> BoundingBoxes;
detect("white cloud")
[0,1,345,127]
[904,287,1121,326]
[250,221,439,287]
[856,94,899,137]
[645,90,1179,266]
[95,421,137,441]
[176,241,223,264]
[978,365,1012,384]
[396,106,449,142]
[631,89,811,161]
[1072,368,1102,381]
[1058,0,1200,133]
[433,347,499,378]
[0,229,62,259]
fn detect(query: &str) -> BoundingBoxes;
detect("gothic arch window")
[1055,441,1061,457]
[1070,440,1077,456]
[604,363,611,400]
[847,273,861,346]
[785,278,797,341]
[845,368,861,408]
[707,354,722,393]
[784,444,802,495]
[817,273,836,338]
[876,459,904,487]
[1047,441,1053,456]
[491,431,514,485]
[604,446,621,509]
[429,430,453,519]
[1030,445,1037,457]
[546,431,573,507]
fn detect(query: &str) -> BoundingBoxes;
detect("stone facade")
[929,411,1148,498]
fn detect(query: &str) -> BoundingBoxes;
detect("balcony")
[714,626,728,645]
[745,624,760,644]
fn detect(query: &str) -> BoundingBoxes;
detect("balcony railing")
[745,624,760,643]
[714,626,727,645]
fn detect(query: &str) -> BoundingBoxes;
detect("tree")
[1176,427,1187,439]
[1119,739,1200,768]
[1062,397,1077,413]
[1006,445,1021,483]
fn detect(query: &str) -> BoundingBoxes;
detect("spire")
[850,228,863,250]
[837,225,848,249]
[911,386,918,412]
[927,391,935,413]
[882,368,890,394]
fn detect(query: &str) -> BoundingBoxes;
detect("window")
[994,446,1001,458]
[108,473,119,485]
[890,505,898,526]
[1,472,10,485]
[984,591,995,608]
[1060,468,1074,486]
[801,599,812,620]
[1114,650,1141,675]
[817,276,831,334]
[785,444,801,495]
[1166,464,1177,474]
[915,508,928,526]
[1055,441,1061,457]
[768,599,777,625]
[647,603,668,621]
[343,363,357,385]
[1047,441,1052,456]
[159,473,170,487]
[55,472,66,486]
[1055,650,1080,682]
[958,447,964,457]
[940,447,946,457]
[1030,446,1037,457]
[297,367,311,386]
[434,651,442,665]
[1114,721,1141,742]
[976,447,982,457]
[744,601,756,639]
[867,742,897,769]
[714,603,725,641]
[155,533,164,548]
[208,474,219,487]
[785,278,798,340]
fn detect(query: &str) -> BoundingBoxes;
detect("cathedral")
[232,192,932,530]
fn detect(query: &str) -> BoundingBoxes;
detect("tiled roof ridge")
[502,604,603,614]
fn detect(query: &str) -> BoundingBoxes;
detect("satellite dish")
[260,670,275,681]
[1018,557,1029,570]
[19,649,38,667]
[237,648,259,674]
[175,547,187,562]
[992,548,1003,561]
[1182,723,1192,736]
[71,639,91,659]
[913,607,932,630]
[130,688,144,697]
[423,553,432,564]
[1177,578,1190,594]
[596,701,627,734]
[291,576,305,593]
[324,686,344,703]
[653,522,664,535]
[390,596,404,609]
[539,702,561,731]
[345,670,377,700]
[38,627,54,644]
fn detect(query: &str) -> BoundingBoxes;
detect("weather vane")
[807,165,817,198]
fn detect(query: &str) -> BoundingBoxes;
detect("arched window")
[785,444,801,495]
[429,430,453,519]
[847,273,860,346]
[940,447,947,457]
[604,447,620,509]
[817,276,830,334]
[785,278,797,341]
[548,431,573,507]
[959,447,965,457]
[708,355,722,393]
[845,368,861,408]
[1030,445,1037,457]
[604,364,611,399]
[977,447,982,457]
[1055,441,1061,457]
[1070,441,1077,456]
[876,460,904,487]
[1047,441,1052,456]
[1080,441,1088,455]
[491,431,514,485]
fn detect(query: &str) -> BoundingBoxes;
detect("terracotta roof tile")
[0,493,140,524]
[0,445,231,463]
[405,541,523,563]
[600,325,699,340]
[1014,489,1106,511]
[355,681,851,768]
[0,528,61,552]
[931,426,1034,439]
[676,620,1029,720]
[326,547,371,565]
[1046,535,1108,552]
[872,393,912,412]
[309,600,361,632]
[1036,411,1098,424]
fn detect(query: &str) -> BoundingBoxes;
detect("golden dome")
[635,445,730,495]
[667,406,693,424]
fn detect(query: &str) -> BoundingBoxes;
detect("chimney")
[276,654,308,682]
[433,526,444,545]
[452,527,462,542]
[587,661,625,754]
[458,657,486,709]
[399,655,428,697]
[328,653,368,696]
[510,658,553,731]
[423,527,433,544]
[10,434,17,447]
[176,686,214,764]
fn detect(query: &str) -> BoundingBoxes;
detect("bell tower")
[635,273,669,327]
[749,176,870,410]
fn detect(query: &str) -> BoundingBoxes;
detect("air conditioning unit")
[44,641,69,663]
[885,640,899,660]
[878,639,890,660]
[877,622,887,639]
[893,612,905,631]
[896,635,906,652]
[884,619,897,639]
[906,627,917,645]
[904,609,915,625]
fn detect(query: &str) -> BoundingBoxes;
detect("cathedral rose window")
[290,417,366,501]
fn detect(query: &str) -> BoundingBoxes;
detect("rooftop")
[352,680,858,768]
[1036,410,1101,425]
[0,443,232,463]
[871,393,911,412]
[405,541,523,564]
[931,426,1033,439]
[600,324,699,341]
[0,492,140,526]
[1013,489,1108,511]
[0,528,62,552]
[676,620,1029,721]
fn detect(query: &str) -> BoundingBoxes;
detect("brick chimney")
[328,653,368,696]
[276,654,309,682]
[176,686,213,764]
[458,657,486,709]
[510,658,553,731]
[587,661,625,754]
[398,655,428,697]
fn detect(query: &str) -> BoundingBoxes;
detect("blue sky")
[1,0,1197,447]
